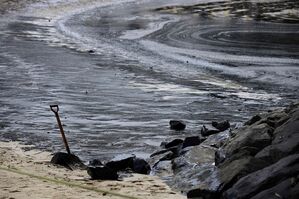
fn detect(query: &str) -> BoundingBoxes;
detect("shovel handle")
[49,104,71,154]
[50,105,59,113]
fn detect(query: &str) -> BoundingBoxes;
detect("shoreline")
[0,141,185,199]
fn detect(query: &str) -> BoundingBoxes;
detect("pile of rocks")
[156,104,299,199]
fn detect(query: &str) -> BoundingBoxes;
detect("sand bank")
[0,141,185,199]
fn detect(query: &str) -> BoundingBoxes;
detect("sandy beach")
[0,141,186,199]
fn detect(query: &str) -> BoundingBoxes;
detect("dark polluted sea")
[0,0,298,162]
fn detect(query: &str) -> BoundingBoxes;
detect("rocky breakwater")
[151,103,299,199]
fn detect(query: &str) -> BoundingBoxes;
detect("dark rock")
[245,115,262,126]
[212,120,230,132]
[220,146,262,167]
[151,160,173,177]
[223,154,299,199]
[169,120,186,131]
[215,148,226,166]
[153,151,177,168]
[88,49,95,54]
[219,156,268,192]
[183,136,202,148]
[50,152,85,170]
[163,139,183,149]
[132,158,151,174]
[105,156,151,174]
[87,166,118,180]
[201,125,221,137]
[251,177,299,199]
[271,108,299,145]
[255,110,290,129]
[255,133,299,164]
[150,145,182,158]
[151,148,172,157]
[255,109,299,164]
[222,123,273,157]
[105,157,134,172]
[89,159,103,167]
[187,188,220,199]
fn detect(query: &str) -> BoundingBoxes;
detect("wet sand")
[0,141,185,199]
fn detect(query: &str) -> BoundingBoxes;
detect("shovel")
[50,105,71,154]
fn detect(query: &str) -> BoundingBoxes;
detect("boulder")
[212,120,230,132]
[172,145,216,174]
[105,157,134,172]
[251,177,299,199]
[187,189,220,199]
[171,163,219,193]
[201,125,221,137]
[132,158,151,174]
[222,123,273,157]
[87,166,118,180]
[105,156,151,174]
[223,154,299,199]
[50,152,85,170]
[169,120,186,131]
[255,107,299,164]
[255,133,299,164]
[162,139,183,149]
[183,136,202,148]
[218,156,268,191]
[245,115,262,126]
[89,159,103,167]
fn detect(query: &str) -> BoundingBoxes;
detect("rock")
[271,107,299,144]
[258,111,290,128]
[169,120,186,131]
[172,145,216,174]
[222,123,273,157]
[105,156,151,174]
[150,145,182,158]
[132,158,151,174]
[50,152,85,170]
[251,177,299,199]
[244,115,262,126]
[153,151,177,168]
[105,157,134,172]
[212,120,230,132]
[187,188,220,199]
[171,163,219,194]
[215,148,226,166]
[87,166,118,180]
[255,108,299,164]
[183,136,202,148]
[151,160,173,177]
[201,125,221,137]
[255,133,299,164]
[218,156,268,192]
[223,154,299,199]
[89,159,103,167]
[162,139,183,149]
[88,49,95,54]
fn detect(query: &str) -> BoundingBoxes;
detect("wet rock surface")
[150,103,299,198]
